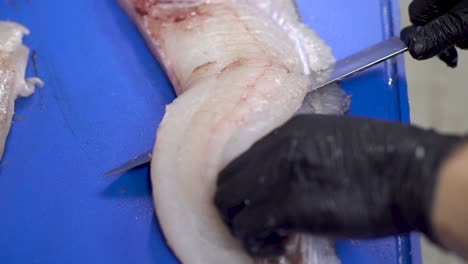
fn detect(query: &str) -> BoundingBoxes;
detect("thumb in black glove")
[401,0,468,67]
[214,114,463,258]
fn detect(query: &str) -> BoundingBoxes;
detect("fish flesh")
[118,0,350,263]
[119,0,350,263]
[0,22,42,160]
[0,22,43,160]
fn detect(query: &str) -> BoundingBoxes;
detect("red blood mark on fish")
[134,0,158,15]
[220,58,246,73]
[192,61,215,74]
[134,0,213,25]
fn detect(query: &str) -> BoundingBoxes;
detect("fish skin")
[118,1,348,263]
[0,22,43,160]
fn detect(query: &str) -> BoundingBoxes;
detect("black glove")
[214,114,463,258]
[400,0,468,67]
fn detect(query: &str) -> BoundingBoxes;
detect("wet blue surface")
[0,0,418,263]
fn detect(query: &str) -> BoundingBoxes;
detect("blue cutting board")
[0,1,420,263]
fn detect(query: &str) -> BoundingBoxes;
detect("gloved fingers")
[240,231,287,258]
[400,25,418,47]
[439,40,468,68]
[216,150,250,187]
[456,39,468,49]
[231,202,287,238]
[408,0,460,25]
[437,47,458,68]
[214,170,259,228]
[231,203,289,257]
[216,130,287,187]
[401,12,468,61]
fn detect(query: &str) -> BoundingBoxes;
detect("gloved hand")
[400,0,468,67]
[214,114,463,258]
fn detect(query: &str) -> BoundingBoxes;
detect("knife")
[103,151,152,177]
[313,36,408,90]
[103,37,408,177]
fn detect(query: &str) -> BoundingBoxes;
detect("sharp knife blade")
[103,151,152,177]
[102,37,408,178]
[311,37,408,91]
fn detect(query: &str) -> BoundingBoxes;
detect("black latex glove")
[400,0,468,67]
[214,114,463,258]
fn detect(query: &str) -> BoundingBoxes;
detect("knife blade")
[102,37,408,177]
[103,151,152,178]
[310,37,408,91]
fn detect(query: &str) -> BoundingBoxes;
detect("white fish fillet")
[0,22,43,160]
[119,0,350,263]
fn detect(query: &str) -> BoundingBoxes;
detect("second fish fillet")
[0,21,43,160]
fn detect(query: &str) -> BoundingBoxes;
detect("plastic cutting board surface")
[0,1,419,263]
